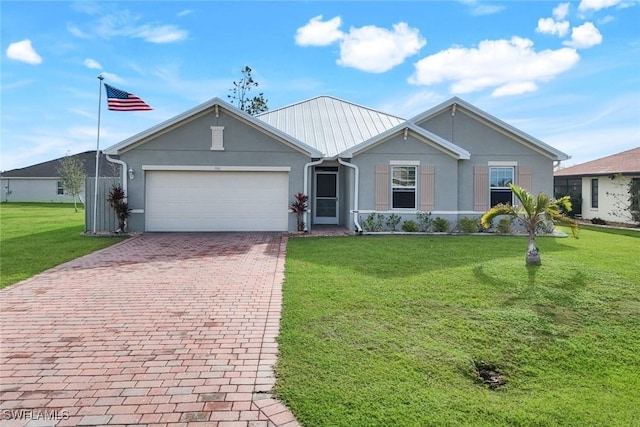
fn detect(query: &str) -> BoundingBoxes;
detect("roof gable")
[341,122,470,160]
[555,146,640,176]
[256,96,405,157]
[411,97,570,161]
[104,97,322,157]
[1,151,118,178]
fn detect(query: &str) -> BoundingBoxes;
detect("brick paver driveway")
[1,233,299,427]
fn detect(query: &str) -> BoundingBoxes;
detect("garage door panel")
[145,171,289,232]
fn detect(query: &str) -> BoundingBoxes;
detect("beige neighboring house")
[555,147,640,225]
[1,151,118,203]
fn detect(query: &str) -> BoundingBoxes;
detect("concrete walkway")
[0,233,300,427]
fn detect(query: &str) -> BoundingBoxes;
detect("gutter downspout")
[303,158,324,232]
[337,157,362,233]
[105,154,128,199]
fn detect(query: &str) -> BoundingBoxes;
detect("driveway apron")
[0,233,300,427]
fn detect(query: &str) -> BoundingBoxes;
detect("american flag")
[104,84,152,111]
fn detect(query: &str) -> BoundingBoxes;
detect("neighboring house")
[97,96,569,233]
[1,151,119,203]
[555,147,640,225]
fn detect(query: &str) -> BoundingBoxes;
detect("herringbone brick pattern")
[0,233,299,427]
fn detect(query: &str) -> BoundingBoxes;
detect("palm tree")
[481,184,578,265]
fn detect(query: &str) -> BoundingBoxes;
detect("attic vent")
[210,126,224,151]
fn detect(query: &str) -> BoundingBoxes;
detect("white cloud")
[378,89,444,119]
[553,3,571,20]
[459,0,505,15]
[536,3,571,37]
[578,0,622,11]
[67,24,91,39]
[536,17,570,37]
[337,23,426,73]
[101,72,123,83]
[84,58,102,69]
[132,24,188,43]
[295,15,344,46]
[295,17,426,73]
[409,37,580,97]
[492,81,539,97]
[82,58,122,83]
[598,15,615,24]
[564,22,603,49]
[70,7,188,44]
[177,9,191,17]
[6,39,42,65]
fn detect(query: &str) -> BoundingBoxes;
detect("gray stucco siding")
[118,110,311,232]
[419,109,550,158]
[352,134,459,213]
[457,156,555,212]
[420,110,556,210]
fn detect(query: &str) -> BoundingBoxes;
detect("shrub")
[416,211,433,232]
[385,213,402,231]
[290,193,308,232]
[107,184,131,233]
[361,213,385,232]
[591,217,607,225]
[401,220,420,232]
[537,220,555,234]
[497,217,512,234]
[457,217,481,233]
[432,217,450,233]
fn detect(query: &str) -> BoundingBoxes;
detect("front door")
[314,170,338,224]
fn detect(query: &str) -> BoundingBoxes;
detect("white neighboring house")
[555,147,640,225]
[1,151,119,203]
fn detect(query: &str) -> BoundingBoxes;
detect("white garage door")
[145,170,289,232]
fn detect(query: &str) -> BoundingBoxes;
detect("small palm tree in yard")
[481,184,579,265]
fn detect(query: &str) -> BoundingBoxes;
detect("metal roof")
[257,96,405,157]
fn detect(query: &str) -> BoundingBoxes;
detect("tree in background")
[228,66,268,115]
[57,152,85,212]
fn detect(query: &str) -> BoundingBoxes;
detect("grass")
[0,203,126,289]
[277,229,640,426]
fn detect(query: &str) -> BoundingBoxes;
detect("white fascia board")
[104,97,323,158]
[407,123,471,159]
[409,96,570,161]
[142,165,291,172]
[407,96,462,123]
[104,97,226,155]
[340,123,470,160]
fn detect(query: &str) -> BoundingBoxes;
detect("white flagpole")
[92,75,104,234]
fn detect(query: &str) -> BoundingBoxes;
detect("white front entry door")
[314,171,338,224]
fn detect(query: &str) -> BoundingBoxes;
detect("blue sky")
[2,0,639,171]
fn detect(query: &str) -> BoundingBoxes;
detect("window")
[57,181,64,195]
[392,166,416,209]
[591,178,598,209]
[489,167,514,206]
[554,177,581,199]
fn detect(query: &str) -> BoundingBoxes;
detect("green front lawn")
[278,230,640,426]
[0,203,126,289]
